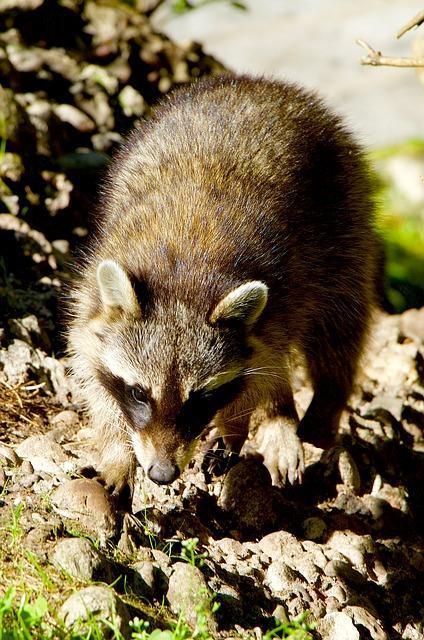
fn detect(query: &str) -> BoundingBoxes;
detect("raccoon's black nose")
[147,460,180,485]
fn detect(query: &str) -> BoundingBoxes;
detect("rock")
[215,584,243,624]
[337,449,361,493]
[49,410,80,442]
[59,586,130,637]
[7,315,49,350]
[131,560,156,599]
[323,560,366,586]
[53,104,95,132]
[325,584,348,605]
[25,526,55,561]
[0,339,41,386]
[16,434,69,474]
[0,466,6,490]
[0,443,20,466]
[151,549,172,576]
[301,541,327,570]
[0,0,44,10]
[317,611,360,640]
[20,460,34,475]
[272,603,289,624]
[363,395,404,423]
[401,623,423,640]
[400,307,424,341]
[362,316,421,396]
[326,531,372,568]
[51,479,119,542]
[258,530,320,584]
[50,537,109,582]
[214,538,247,564]
[302,517,327,541]
[218,459,278,532]
[166,562,217,632]
[118,86,145,117]
[18,473,38,488]
[344,606,388,640]
[265,560,305,594]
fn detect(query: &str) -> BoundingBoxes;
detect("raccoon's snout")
[147,459,180,485]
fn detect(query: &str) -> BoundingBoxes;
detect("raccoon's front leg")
[94,421,136,501]
[252,391,304,487]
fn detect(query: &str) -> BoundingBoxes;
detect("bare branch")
[356,39,424,68]
[397,9,424,39]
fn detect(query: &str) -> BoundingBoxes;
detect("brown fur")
[67,75,379,494]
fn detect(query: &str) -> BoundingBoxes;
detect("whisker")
[222,408,254,422]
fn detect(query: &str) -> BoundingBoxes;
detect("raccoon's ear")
[96,260,140,318]
[210,281,268,326]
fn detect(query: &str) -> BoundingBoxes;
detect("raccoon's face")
[91,260,268,485]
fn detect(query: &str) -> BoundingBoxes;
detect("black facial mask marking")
[95,367,152,429]
[177,377,244,440]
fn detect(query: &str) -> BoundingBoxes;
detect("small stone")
[258,530,318,582]
[19,473,38,488]
[325,596,342,614]
[21,460,34,475]
[118,86,145,117]
[272,604,289,624]
[166,562,217,633]
[16,434,69,474]
[51,479,119,543]
[400,307,424,341]
[301,541,327,569]
[51,239,70,256]
[131,560,156,599]
[265,560,304,594]
[59,586,129,637]
[53,104,95,132]
[49,410,80,442]
[25,526,54,561]
[402,623,423,639]
[117,529,137,557]
[215,538,246,564]
[0,466,6,490]
[151,549,172,574]
[325,584,347,605]
[0,443,20,466]
[302,517,327,540]
[317,612,360,640]
[344,606,388,640]
[219,459,278,532]
[215,584,243,624]
[327,531,368,567]
[258,531,301,561]
[50,538,109,582]
[338,449,361,493]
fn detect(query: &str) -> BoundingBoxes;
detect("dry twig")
[397,9,424,39]
[356,39,424,68]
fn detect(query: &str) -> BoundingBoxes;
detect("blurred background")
[1,0,423,342]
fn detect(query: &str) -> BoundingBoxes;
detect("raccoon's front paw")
[253,418,305,487]
[79,463,134,506]
[202,435,240,478]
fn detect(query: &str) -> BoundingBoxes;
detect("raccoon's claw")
[254,419,305,487]
[202,435,240,478]
[77,465,133,507]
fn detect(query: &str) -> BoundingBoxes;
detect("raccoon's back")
[90,75,376,311]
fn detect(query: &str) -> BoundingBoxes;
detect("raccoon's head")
[91,259,268,485]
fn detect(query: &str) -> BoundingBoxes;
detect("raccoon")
[67,75,378,497]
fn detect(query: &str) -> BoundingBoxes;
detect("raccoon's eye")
[130,386,149,404]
